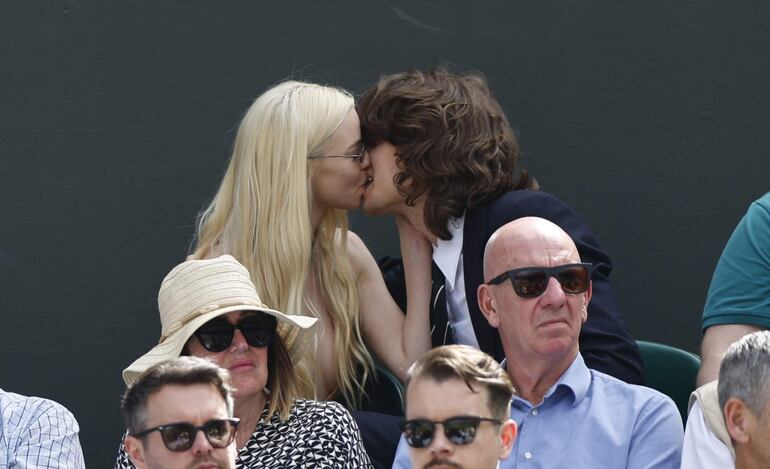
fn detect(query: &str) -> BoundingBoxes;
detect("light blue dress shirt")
[0,389,86,468]
[393,353,683,469]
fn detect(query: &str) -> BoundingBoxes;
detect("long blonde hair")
[193,81,373,410]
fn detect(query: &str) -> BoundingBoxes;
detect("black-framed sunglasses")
[193,312,277,352]
[307,142,366,163]
[132,418,240,452]
[400,416,502,448]
[486,263,594,298]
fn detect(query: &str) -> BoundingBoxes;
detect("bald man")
[473,217,683,468]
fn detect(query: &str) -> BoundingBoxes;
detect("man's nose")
[360,145,371,169]
[539,276,566,307]
[428,427,454,457]
[190,428,214,455]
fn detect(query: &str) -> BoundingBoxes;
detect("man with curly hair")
[358,67,643,385]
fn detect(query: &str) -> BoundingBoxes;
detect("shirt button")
[531,409,538,416]
[525,451,533,460]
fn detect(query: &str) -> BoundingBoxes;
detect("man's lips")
[539,318,568,328]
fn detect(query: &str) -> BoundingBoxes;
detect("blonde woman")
[192,81,432,408]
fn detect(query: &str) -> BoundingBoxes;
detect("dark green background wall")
[1,1,768,465]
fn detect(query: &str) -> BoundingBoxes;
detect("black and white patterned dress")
[115,399,373,468]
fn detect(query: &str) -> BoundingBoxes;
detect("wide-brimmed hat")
[123,255,316,385]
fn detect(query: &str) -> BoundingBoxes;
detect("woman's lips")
[228,360,255,372]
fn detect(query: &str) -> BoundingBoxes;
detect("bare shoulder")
[342,230,377,275]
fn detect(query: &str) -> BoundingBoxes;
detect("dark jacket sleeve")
[479,190,644,384]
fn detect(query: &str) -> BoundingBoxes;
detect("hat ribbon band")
[158,299,264,344]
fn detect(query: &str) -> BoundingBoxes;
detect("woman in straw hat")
[190,81,433,407]
[115,255,372,468]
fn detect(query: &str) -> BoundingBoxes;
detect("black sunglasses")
[132,418,240,452]
[193,313,277,352]
[486,263,594,298]
[400,416,502,448]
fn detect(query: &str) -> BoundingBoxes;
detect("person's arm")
[13,399,85,469]
[349,220,433,381]
[626,394,684,469]
[698,194,770,385]
[698,324,763,386]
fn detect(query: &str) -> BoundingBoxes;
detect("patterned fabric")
[0,388,86,469]
[115,399,373,468]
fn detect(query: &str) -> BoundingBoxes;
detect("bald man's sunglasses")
[132,418,240,452]
[486,263,594,298]
[400,416,502,448]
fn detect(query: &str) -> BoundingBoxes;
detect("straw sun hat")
[123,255,317,385]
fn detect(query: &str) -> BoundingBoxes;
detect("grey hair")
[717,330,770,415]
[121,356,234,435]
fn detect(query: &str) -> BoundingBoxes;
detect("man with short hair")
[0,388,85,468]
[718,330,770,469]
[399,345,516,469]
[121,356,238,469]
[358,67,643,385]
[393,217,683,468]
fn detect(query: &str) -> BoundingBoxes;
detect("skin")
[361,142,408,218]
[477,217,591,405]
[698,324,764,386]
[309,110,371,213]
[405,376,516,469]
[724,397,770,469]
[306,113,433,396]
[186,311,268,450]
[124,383,236,469]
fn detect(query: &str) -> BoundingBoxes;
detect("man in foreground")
[398,345,516,469]
[121,356,238,469]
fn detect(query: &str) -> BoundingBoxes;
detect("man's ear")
[499,419,517,460]
[477,285,500,328]
[580,282,593,324]
[724,397,755,444]
[124,435,148,469]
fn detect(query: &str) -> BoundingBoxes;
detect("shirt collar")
[433,216,465,287]
[503,352,590,407]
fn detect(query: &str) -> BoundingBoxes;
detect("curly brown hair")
[358,66,537,240]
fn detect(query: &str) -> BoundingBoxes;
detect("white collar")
[433,215,465,287]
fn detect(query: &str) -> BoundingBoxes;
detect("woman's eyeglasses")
[193,313,277,352]
[486,263,594,298]
[307,142,366,163]
[400,416,502,448]
[132,418,240,452]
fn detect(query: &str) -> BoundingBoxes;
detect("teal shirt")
[702,192,770,330]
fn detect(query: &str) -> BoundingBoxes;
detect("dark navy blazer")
[382,190,644,385]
